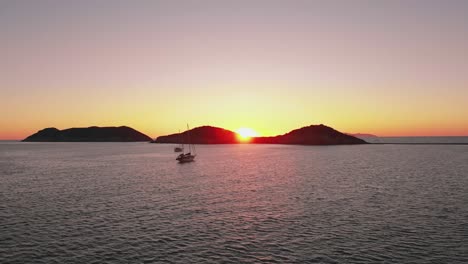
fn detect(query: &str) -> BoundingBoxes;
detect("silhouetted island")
[152,124,367,145]
[23,126,152,142]
[252,125,367,145]
[153,126,238,144]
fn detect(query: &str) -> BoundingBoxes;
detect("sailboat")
[174,130,183,152]
[176,124,196,163]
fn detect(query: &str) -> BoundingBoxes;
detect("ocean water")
[363,136,468,144]
[1,142,468,263]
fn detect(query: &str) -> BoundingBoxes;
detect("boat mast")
[179,129,183,149]
[186,124,191,153]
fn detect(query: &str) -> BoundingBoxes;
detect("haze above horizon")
[2,0,468,140]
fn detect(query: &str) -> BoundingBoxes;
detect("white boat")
[176,124,196,163]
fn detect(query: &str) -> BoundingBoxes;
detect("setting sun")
[236,127,259,141]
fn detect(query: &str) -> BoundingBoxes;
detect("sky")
[2,0,468,139]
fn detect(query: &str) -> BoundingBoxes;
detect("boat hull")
[176,154,195,163]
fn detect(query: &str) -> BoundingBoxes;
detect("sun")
[236,127,259,142]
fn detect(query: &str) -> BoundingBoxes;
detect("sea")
[1,139,468,263]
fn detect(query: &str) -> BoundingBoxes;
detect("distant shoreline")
[153,142,468,146]
[371,143,468,145]
[1,141,468,145]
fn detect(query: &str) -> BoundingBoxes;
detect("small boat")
[174,130,184,152]
[176,152,195,162]
[177,124,196,163]
[174,147,183,152]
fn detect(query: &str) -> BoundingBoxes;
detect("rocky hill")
[23,126,152,142]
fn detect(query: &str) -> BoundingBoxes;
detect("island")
[252,125,367,145]
[153,126,238,144]
[152,124,367,145]
[23,126,152,142]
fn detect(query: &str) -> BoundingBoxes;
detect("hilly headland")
[23,126,152,142]
[152,124,367,145]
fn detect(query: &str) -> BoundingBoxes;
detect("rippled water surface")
[365,136,468,144]
[1,142,468,263]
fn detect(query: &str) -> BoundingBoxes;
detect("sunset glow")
[1,1,468,139]
[236,128,259,141]
[3,3,468,264]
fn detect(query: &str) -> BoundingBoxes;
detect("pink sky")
[2,1,468,139]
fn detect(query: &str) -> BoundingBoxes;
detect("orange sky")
[3,82,467,140]
[2,1,468,139]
